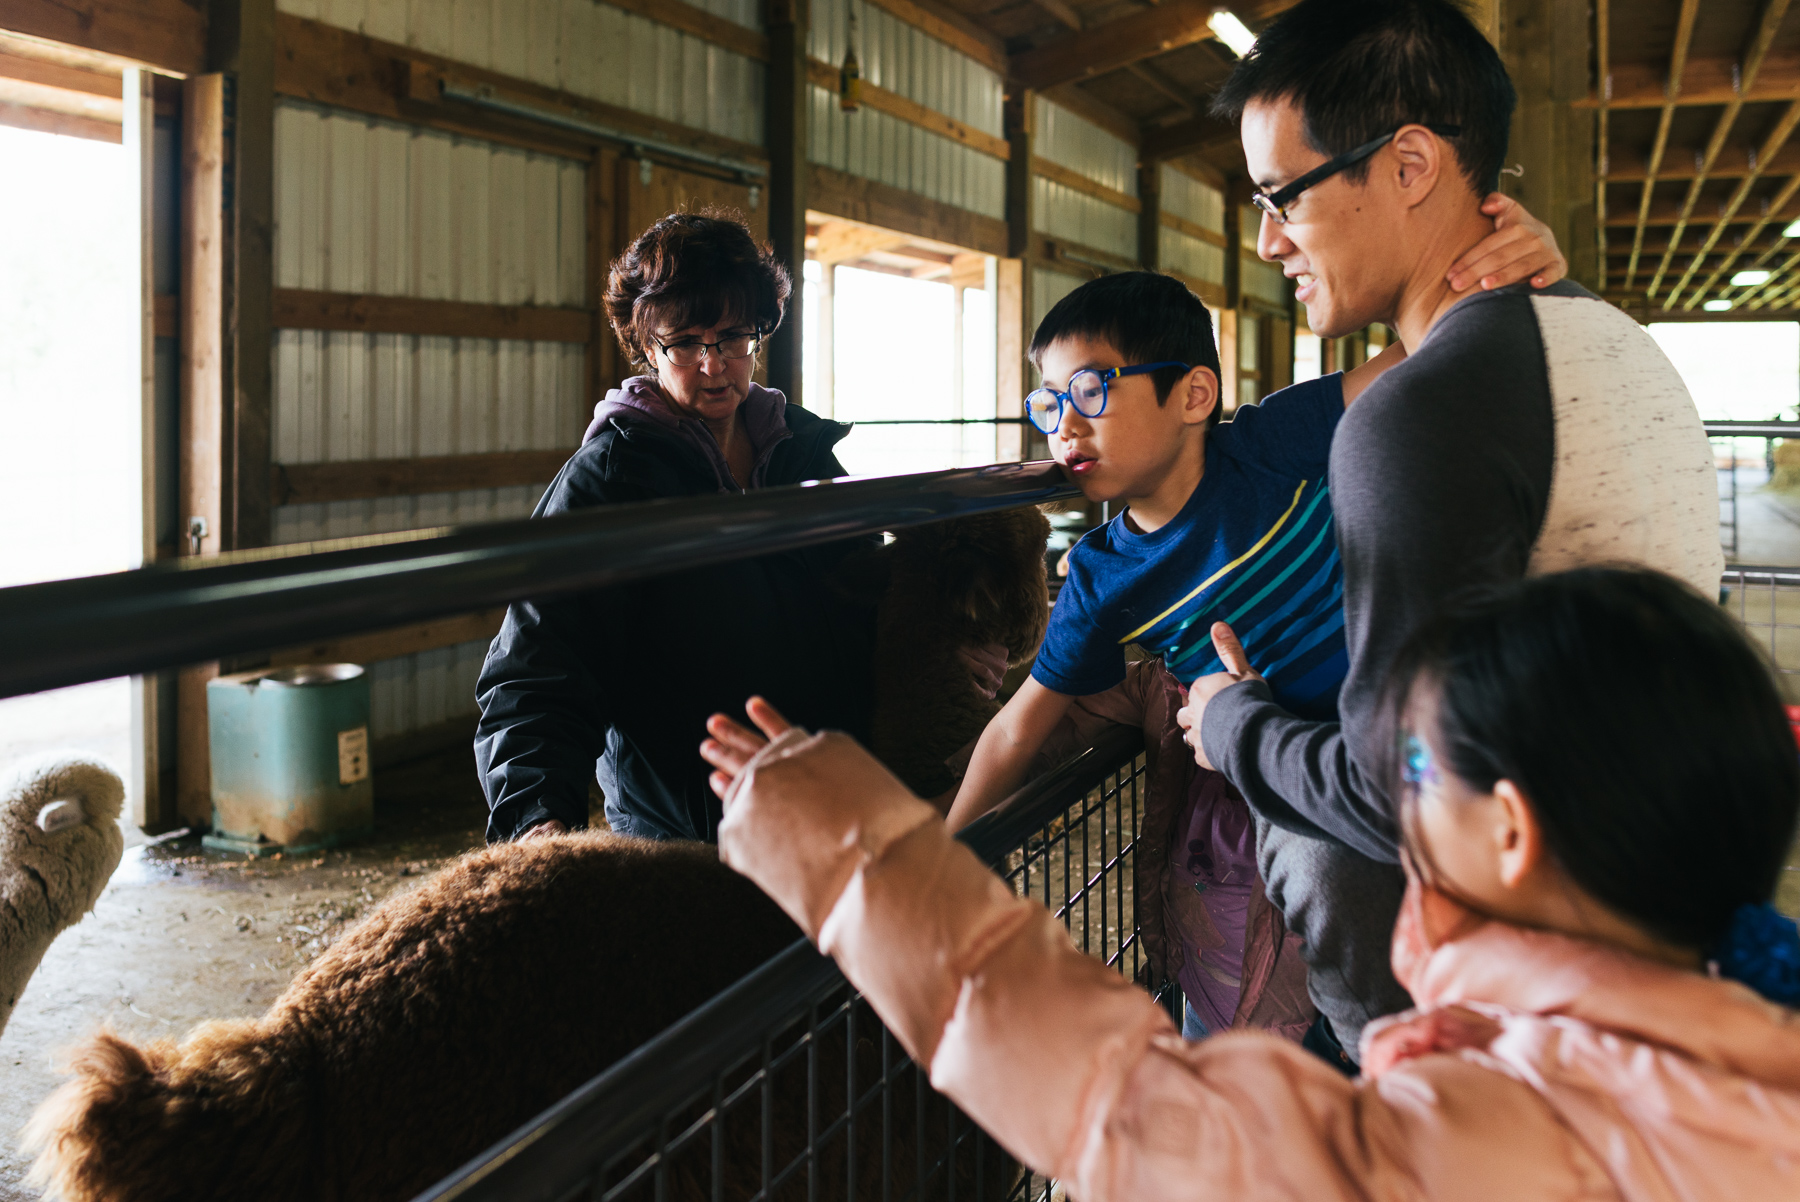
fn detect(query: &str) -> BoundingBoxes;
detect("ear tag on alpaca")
[36,799,85,834]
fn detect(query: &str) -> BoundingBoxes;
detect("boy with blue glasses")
[946,237,1562,1049]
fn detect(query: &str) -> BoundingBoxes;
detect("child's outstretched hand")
[1447,194,1567,293]
[701,695,794,800]
[1175,622,1264,771]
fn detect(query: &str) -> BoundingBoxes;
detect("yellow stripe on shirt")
[1116,479,1310,645]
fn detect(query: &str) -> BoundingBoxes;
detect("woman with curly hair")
[476,211,891,845]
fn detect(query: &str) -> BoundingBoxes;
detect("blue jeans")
[1183,999,1210,1041]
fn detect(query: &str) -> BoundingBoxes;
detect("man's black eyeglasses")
[1250,124,1462,225]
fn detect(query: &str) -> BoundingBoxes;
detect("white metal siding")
[1032,175,1137,260]
[1031,98,1137,260]
[277,0,765,145]
[1032,96,1135,196]
[1161,166,1223,233]
[807,84,1006,220]
[273,99,588,736]
[1031,267,1082,342]
[1162,228,1225,287]
[1237,204,1288,305]
[808,0,1002,138]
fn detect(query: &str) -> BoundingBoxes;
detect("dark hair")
[604,211,790,370]
[1386,567,1800,955]
[1027,272,1223,429]
[1212,0,1515,197]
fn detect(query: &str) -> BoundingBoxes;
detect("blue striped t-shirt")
[1032,375,1347,722]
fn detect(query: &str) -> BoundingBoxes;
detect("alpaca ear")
[37,799,85,834]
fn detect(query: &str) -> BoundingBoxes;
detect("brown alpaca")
[871,507,1051,797]
[25,834,1011,1202]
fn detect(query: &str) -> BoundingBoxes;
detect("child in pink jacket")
[701,566,1800,1200]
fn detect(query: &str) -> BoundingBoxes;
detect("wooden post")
[587,147,616,414]
[1500,0,1597,288]
[1002,88,1033,462]
[1138,160,1162,269]
[814,263,835,418]
[765,0,809,406]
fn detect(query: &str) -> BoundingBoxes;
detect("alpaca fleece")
[26,833,1012,1201]
[0,755,124,1038]
[871,507,1051,797]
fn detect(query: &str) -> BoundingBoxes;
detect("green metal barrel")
[202,664,374,856]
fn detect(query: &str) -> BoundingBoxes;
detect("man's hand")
[1446,194,1567,293]
[958,642,1009,701]
[700,695,794,800]
[518,818,568,842]
[1174,622,1263,771]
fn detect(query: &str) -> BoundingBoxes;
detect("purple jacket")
[583,376,793,493]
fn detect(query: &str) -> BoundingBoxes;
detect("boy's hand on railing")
[1446,194,1567,293]
[1175,622,1264,771]
[701,695,792,799]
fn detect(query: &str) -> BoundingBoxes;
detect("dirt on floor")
[0,745,501,1201]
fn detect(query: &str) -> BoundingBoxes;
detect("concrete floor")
[0,748,497,1200]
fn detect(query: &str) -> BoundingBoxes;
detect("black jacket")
[474,405,877,843]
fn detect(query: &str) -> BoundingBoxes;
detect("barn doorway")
[801,214,999,477]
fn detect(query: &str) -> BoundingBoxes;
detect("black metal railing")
[418,724,1149,1202]
[1703,421,1800,559]
[0,462,1076,700]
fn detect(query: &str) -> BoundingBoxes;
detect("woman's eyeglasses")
[1250,123,1462,225]
[654,332,761,367]
[1026,362,1188,435]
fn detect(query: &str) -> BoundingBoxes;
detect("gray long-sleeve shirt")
[1202,281,1724,862]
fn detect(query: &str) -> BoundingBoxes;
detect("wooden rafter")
[1128,62,1203,118]
[1652,0,1795,304]
[1743,248,1800,306]
[1010,0,1220,90]
[1625,0,1700,291]
[1675,99,1800,307]
[1141,113,1242,163]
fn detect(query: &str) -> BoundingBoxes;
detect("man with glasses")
[1178,0,1722,1068]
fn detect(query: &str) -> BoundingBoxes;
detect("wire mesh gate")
[419,724,1149,1202]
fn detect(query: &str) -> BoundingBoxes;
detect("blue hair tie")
[1713,903,1800,1006]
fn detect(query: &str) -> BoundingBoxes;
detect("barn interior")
[2,0,1800,1197]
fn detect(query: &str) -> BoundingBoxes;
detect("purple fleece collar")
[583,375,791,492]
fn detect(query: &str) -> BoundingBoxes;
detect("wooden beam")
[1033,232,1140,274]
[1010,0,1219,91]
[272,289,594,342]
[1126,62,1201,118]
[1141,114,1241,163]
[807,162,1008,256]
[1649,0,1794,304]
[271,450,574,506]
[1032,154,1141,213]
[805,58,1009,158]
[275,14,768,167]
[1595,0,1610,288]
[863,0,1007,76]
[996,256,1024,462]
[0,100,119,141]
[814,220,909,265]
[765,0,808,407]
[599,0,767,60]
[1161,210,1229,248]
[1165,268,1227,309]
[1575,54,1800,109]
[1138,159,1161,269]
[0,0,206,75]
[0,49,119,97]
[268,608,507,668]
[587,146,616,410]
[1624,0,1700,291]
[181,73,225,562]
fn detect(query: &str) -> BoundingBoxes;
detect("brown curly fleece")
[871,506,1051,797]
[26,833,1011,1201]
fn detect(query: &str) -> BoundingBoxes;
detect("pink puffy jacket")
[719,728,1800,1202]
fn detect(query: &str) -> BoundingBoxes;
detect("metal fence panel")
[419,725,1149,1202]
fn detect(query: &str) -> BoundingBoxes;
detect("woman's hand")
[1447,194,1567,293]
[701,695,794,799]
[959,642,1010,701]
[518,818,568,841]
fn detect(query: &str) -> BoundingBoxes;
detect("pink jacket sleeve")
[716,730,1586,1202]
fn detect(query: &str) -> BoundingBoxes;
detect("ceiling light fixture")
[1785,219,1800,238]
[1704,299,1735,311]
[1731,269,1773,286]
[1208,9,1258,57]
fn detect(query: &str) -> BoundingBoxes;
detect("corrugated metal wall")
[806,1,1006,219]
[278,0,765,145]
[272,99,588,738]
[1031,267,1082,344]
[1238,202,1287,305]
[1031,96,1136,261]
[1159,165,1226,287]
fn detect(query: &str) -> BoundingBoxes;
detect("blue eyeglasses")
[1025,362,1189,434]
